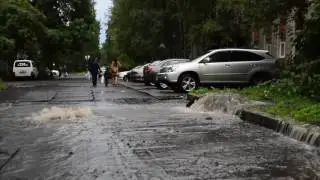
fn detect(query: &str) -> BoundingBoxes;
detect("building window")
[279,42,286,58]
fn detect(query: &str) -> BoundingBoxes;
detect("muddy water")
[0,100,319,180]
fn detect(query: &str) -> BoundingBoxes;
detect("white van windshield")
[15,61,31,67]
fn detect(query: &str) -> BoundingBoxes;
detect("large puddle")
[28,106,93,123]
[0,99,319,179]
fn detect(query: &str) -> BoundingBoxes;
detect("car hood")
[172,62,193,68]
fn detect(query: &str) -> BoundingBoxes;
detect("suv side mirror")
[201,57,211,64]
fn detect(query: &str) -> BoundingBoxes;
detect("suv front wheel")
[178,74,198,93]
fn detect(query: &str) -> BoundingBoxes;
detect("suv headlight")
[160,66,176,73]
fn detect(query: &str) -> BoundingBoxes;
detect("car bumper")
[157,72,180,84]
[133,74,144,81]
[273,69,281,79]
[14,72,32,77]
[144,72,158,83]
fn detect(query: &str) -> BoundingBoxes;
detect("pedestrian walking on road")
[110,58,121,86]
[88,58,101,87]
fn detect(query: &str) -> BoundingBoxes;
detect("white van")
[13,60,39,79]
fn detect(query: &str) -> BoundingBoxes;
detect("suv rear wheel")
[123,75,128,81]
[178,74,198,93]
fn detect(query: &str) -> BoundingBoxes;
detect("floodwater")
[0,81,319,180]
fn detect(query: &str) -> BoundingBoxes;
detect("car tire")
[250,72,272,85]
[177,73,199,93]
[123,76,128,82]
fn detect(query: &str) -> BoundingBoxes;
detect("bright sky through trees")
[94,0,113,45]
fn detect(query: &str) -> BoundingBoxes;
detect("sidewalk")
[119,81,185,100]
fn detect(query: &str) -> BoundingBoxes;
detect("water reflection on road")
[0,93,319,179]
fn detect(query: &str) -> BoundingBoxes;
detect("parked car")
[51,70,60,77]
[118,71,130,81]
[13,60,39,79]
[157,48,280,92]
[144,59,190,89]
[143,60,161,85]
[125,65,145,82]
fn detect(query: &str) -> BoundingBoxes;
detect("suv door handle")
[249,64,256,67]
[225,64,231,67]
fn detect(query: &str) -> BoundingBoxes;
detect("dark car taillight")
[145,65,152,73]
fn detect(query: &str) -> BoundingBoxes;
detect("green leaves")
[0,0,100,74]
[105,0,254,64]
[0,36,15,54]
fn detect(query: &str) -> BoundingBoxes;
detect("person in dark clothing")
[88,58,101,87]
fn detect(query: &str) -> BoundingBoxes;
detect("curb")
[119,82,160,100]
[237,110,320,147]
[120,82,185,101]
[186,93,203,107]
[187,93,320,147]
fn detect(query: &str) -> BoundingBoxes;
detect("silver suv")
[157,48,280,92]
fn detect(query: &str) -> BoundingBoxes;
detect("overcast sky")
[94,0,113,46]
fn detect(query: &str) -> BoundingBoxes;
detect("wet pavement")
[0,79,319,180]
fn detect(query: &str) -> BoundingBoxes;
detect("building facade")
[251,17,297,60]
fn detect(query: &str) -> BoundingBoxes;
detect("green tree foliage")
[103,0,318,70]
[242,0,309,27]
[0,0,100,78]
[296,1,320,60]
[103,0,258,66]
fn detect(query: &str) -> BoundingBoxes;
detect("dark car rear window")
[15,61,31,67]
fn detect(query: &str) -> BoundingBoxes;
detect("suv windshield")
[192,51,213,62]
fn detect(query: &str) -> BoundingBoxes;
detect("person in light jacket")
[110,58,121,86]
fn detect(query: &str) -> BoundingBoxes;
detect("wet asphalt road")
[0,78,319,180]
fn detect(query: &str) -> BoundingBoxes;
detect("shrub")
[0,79,7,90]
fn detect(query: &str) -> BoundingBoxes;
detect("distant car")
[158,48,280,92]
[118,71,129,80]
[124,65,144,82]
[132,65,145,82]
[13,60,39,79]
[144,58,190,89]
[51,70,60,77]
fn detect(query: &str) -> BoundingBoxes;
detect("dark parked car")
[143,60,161,85]
[144,58,190,89]
[124,65,145,82]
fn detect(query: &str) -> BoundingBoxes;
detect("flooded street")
[0,79,319,179]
